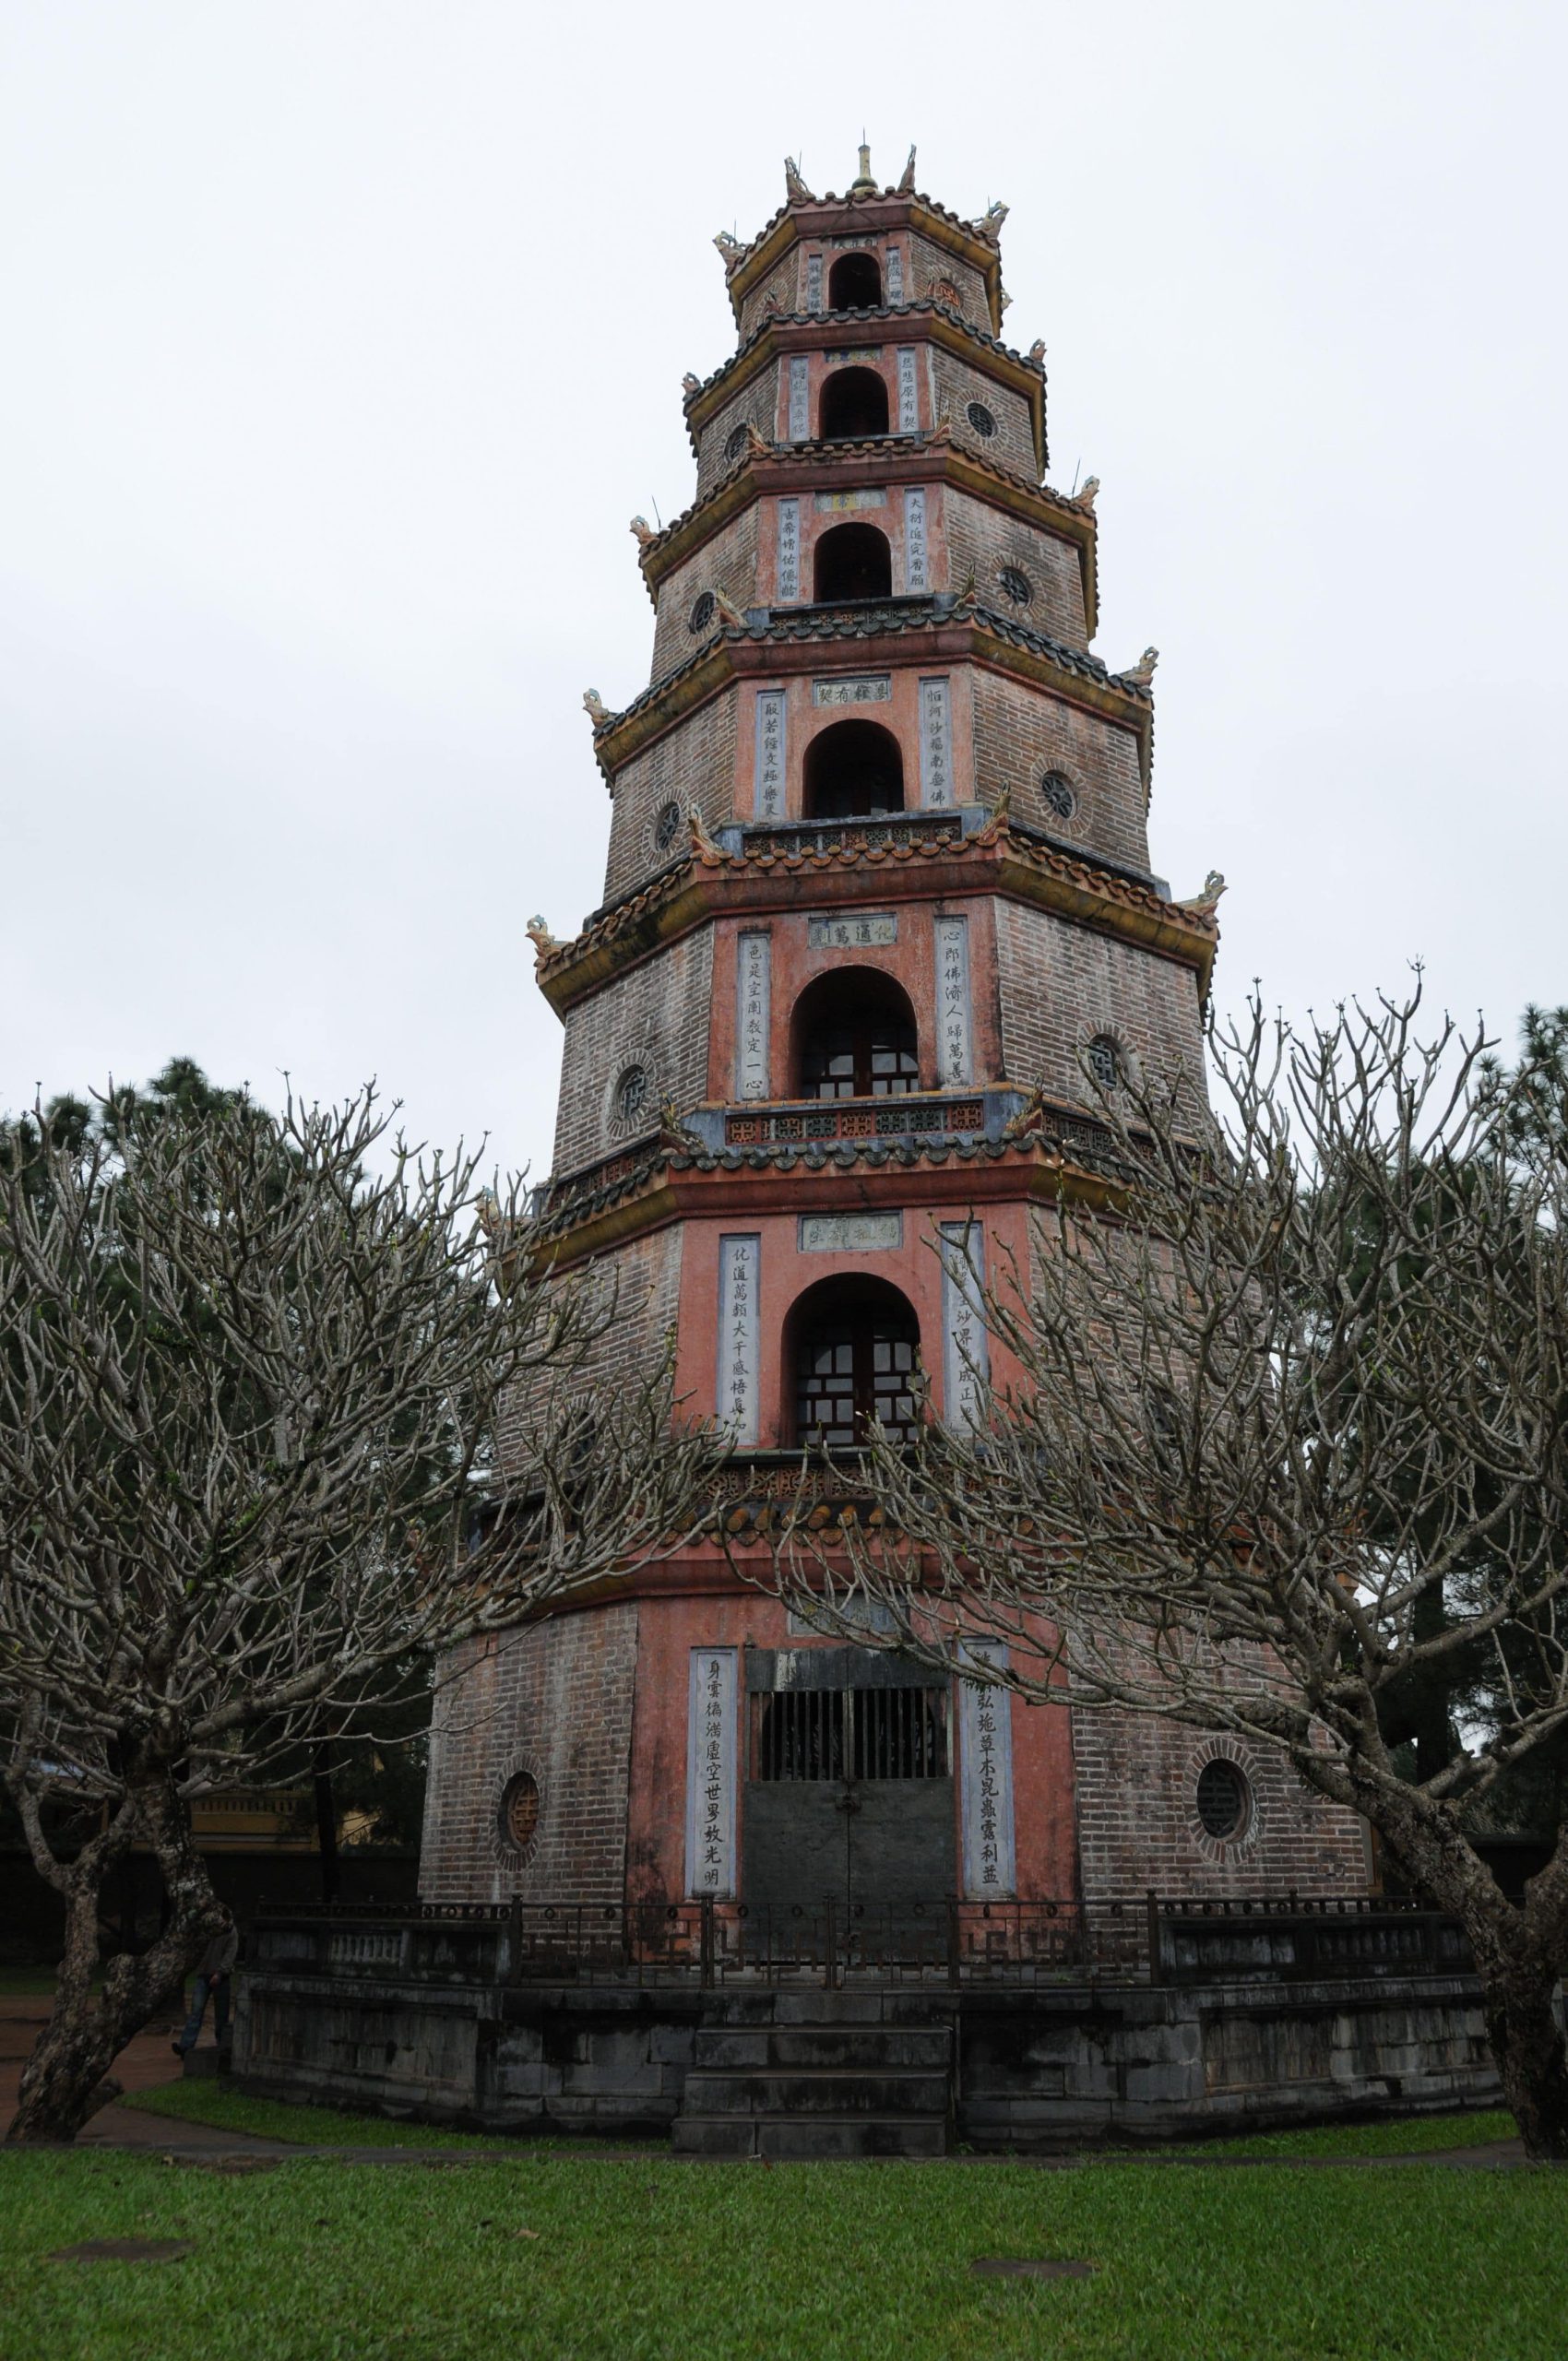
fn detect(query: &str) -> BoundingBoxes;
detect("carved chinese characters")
[897,347,919,433]
[919,676,953,807]
[960,1643,1016,1897]
[940,1217,989,1430]
[736,933,770,1099]
[934,917,973,1086]
[904,486,929,592]
[717,1234,760,1443]
[776,498,801,602]
[685,1648,738,1898]
[754,689,786,819]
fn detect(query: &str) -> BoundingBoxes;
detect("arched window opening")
[828,252,882,312]
[802,718,905,821]
[792,968,919,1100]
[814,521,892,603]
[789,1275,921,1448]
[820,367,889,442]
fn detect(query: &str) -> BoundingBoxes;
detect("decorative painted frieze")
[718,1233,761,1443]
[754,689,787,819]
[919,676,954,808]
[685,1647,738,1899]
[736,932,771,1099]
[959,1643,1016,1897]
[939,1217,989,1429]
[934,916,973,1086]
[904,487,929,591]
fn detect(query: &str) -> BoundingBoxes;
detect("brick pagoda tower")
[420,148,1368,1932]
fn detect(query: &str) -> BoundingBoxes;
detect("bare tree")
[776,994,1568,2158]
[0,1088,719,2142]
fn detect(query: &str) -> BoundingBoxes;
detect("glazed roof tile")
[726,185,1003,280]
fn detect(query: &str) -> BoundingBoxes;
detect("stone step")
[681,2067,951,2118]
[672,2113,949,2160]
[694,2024,952,2072]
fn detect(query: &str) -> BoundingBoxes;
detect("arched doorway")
[820,366,889,441]
[788,1274,921,1450]
[813,521,892,603]
[828,251,882,311]
[802,718,905,820]
[792,968,919,1100]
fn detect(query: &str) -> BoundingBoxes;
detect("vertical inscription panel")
[934,916,973,1086]
[754,688,786,820]
[919,676,954,808]
[686,1648,738,1899]
[805,253,824,314]
[886,245,905,303]
[736,932,771,1100]
[776,498,801,602]
[960,1644,1016,1898]
[940,1218,989,1430]
[904,486,929,592]
[897,347,919,433]
[789,354,811,442]
[718,1233,761,1443]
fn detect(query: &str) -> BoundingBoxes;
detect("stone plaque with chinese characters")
[812,674,891,708]
[736,932,771,1099]
[904,487,929,592]
[940,1218,989,1430]
[814,488,886,513]
[934,916,973,1086]
[799,1212,903,1253]
[788,354,810,442]
[776,499,801,602]
[718,1234,761,1442]
[804,253,823,314]
[959,1643,1016,1897]
[897,348,920,433]
[885,245,905,303]
[807,911,897,949]
[685,1648,738,1899]
[919,676,953,808]
[754,689,786,819]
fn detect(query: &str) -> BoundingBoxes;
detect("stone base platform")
[233,1966,1503,2152]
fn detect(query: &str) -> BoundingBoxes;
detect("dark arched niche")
[802,718,905,821]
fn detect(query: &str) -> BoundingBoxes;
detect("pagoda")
[419,148,1368,1930]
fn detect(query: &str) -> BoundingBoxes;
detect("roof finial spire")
[850,137,876,195]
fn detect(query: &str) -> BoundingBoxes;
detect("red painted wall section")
[729,670,977,825]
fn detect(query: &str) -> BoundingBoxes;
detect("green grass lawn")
[120,2080,577,2151]
[1180,2106,1518,2157]
[2,2149,1564,2361]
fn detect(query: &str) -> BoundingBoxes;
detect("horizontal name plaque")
[813,675,891,707]
[800,1213,903,1253]
[807,911,897,948]
[814,488,886,512]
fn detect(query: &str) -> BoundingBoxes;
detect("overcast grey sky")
[3,1,1563,1178]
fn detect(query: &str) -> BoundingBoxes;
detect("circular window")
[1040,770,1075,820]
[612,1063,651,1132]
[688,590,717,635]
[1087,1035,1123,1091]
[725,423,751,462]
[999,564,1032,606]
[1196,1759,1250,1842]
[653,801,683,852]
[966,400,997,438]
[498,1772,540,1855]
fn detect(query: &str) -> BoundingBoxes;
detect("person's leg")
[211,1974,231,2046]
[174,1972,212,2057]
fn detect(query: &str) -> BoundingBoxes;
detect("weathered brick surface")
[496,1228,684,1469]
[696,372,777,498]
[649,507,760,682]
[995,900,1204,1103]
[602,691,738,908]
[420,1605,641,1906]
[971,672,1151,871]
[931,350,1037,479]
[1072,1709,1368,1903]
[551,928,714,1176]
[944,488,1086,647]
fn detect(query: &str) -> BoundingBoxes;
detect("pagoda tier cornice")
[682,303,1046,474]
[721,189,1005,334]
[636,432,1098,636]
[532,810,1216,1017]
[589,598,1151,794]
[532,1121,1133,1275]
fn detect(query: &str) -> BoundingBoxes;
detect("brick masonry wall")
[995,899,1206,1104]
[602,691,738,907]
[932,350,1037,480]
[907,233,992,322]
[419,1604,642,1906]
[649,506,760,682]
[1072,1705,1370,1903]
[944,489,1086,647]
[971,672,1152,872]
[735,256,796,343]
[552,927,715,1177]
[495,1227,684,1469]
[696,370,776,498]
